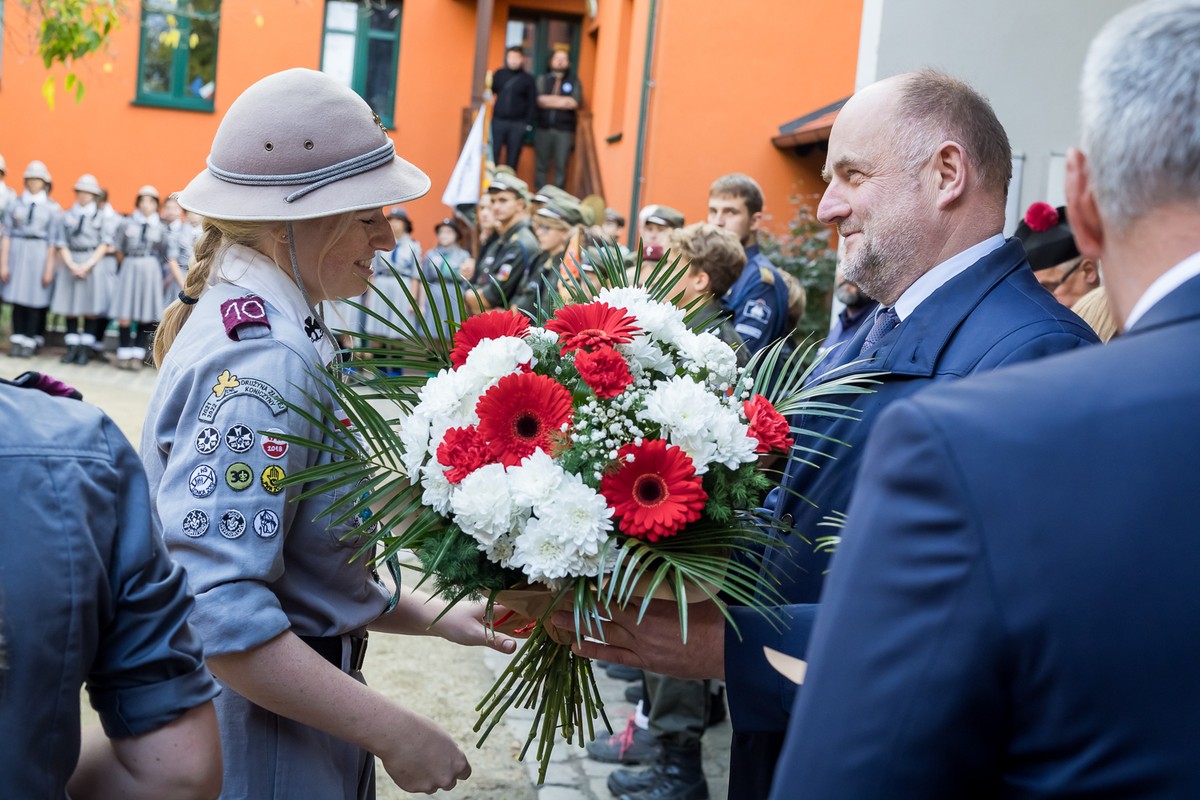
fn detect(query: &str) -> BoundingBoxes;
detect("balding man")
[772,2,1200,796]
[556,68,1098,798]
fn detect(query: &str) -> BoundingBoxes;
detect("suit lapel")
[1124,273,1200,337]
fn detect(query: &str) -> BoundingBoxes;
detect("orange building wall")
[1,0,857,239]
[609,0,862,235]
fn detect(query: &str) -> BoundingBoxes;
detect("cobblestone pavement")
[13,347,733,800]
[480,649,732,800]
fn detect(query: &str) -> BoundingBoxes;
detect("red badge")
[261,429,289,459]
[221,294,270,341]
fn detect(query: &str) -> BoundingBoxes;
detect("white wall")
[859,0,1138,233]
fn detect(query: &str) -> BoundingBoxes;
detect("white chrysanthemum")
[597,287,688,346]
[508,450,567,508]
[676,330,739,386]
[413,368,480,438]
[451,463,522,546]
[526,326,560,350]
[669,430,719,475]
[640,376,726,439]
[531,476,613,557]
[707,410,759,470]
[618,334,674,376]
[397,412,431,480]
[420,463,454,516]
[486,532,518,568]
[510,497,610,583]
[460,336,534,389]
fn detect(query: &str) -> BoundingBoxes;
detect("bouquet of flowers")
[289,252,874,780]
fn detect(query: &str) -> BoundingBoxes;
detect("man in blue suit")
[770,2,1200,796]
[557,69,1097,798]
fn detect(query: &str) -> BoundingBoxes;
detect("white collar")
[73,202,96,214]
[132,210,160,224]
[1124,250,1200,331]
[893,234,1005,320]
[21,190,47,204]
[217,243,336,365]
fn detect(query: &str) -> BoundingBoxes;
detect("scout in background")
[50,173,114,365]
[512,191,584,314]
[362,207,423,370]
[145,68,516,799]
[421,217,471,339]
[1,160,62,358]
[162,193,200,309]
[110,185,169,370]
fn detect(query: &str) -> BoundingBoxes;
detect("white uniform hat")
[24,160,51,183]
[75,174,102,195]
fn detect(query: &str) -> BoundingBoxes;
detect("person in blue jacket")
[775,4,1200,795]
[707,174,790,354]
[145,68,516,799]
[554,67,1098,799]
[0,370,222,799]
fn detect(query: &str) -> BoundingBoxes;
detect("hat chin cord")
[286,221,346,379]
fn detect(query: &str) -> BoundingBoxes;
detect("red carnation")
[743,394,794,454]
[475,372,573,467]
[544,301,640,353]
[450,309,530,368]
[600,439,707,542]
[436,426,494,483]
[1023,202,1060,233]
[574,345,634,399]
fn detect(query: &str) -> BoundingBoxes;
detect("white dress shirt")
[893,234,1005,321]
[1123,250,1200,331]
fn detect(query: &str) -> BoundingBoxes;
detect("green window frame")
[320,0,403,129]
[135,0,221,112]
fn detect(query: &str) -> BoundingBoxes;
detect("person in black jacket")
[535,47,583,189]
[491,46,537,169]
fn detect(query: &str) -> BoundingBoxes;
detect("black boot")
[609,743,709,800]
[60,344,79,364]
[73,345,91,365]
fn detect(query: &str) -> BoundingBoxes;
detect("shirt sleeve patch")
[199,370,287,423]
[221,294,271,342]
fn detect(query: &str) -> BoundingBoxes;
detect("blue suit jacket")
[725,239,1099,796]
[771,269,1200,799]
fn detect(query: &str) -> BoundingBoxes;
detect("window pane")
[370,2,401,32]
[322,31,356,87]
[364,37,397,118]
[140,11,175,96]
[187,15,219,100]
[325,0,359,32]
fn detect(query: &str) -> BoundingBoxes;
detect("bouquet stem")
[474,623,611,783]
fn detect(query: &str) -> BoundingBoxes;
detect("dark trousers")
[535,128,573,189]
[644,672,709,746]
[492,119,527,169]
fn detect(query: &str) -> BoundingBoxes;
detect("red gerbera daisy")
[544,301,640,353]
[436,425,495,483]
[475,372,573,467]
[743,394,794,454]
[574,345,634,399]
[449,309,530,368]
[600,439,708,542]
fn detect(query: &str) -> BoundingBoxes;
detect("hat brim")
[177,155,431,222]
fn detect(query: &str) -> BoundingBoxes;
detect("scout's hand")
[377,711,472,793]
[458,257,475,280]
[551,598,728,681]
[429,599,519,654]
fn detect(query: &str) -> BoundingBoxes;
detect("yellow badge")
[261,464,286,495]
[225,462,254,492]
[213,370,240,398]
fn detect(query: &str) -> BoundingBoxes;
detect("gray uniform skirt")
[362,274,419,339]
[109,255,163,323]
[2,237,53,307]
[91,255,119,316]
[164,266,188,310]
[50,249,108,316]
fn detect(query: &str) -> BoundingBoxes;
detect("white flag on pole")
[442,104,488,207]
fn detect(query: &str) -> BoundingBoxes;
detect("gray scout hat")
[488,174,530,200]
[137,184,160,201]
[178,68,430,221]
[24,160,51,183]
[74,174,102,195]
[643,205,684,228]
[535,196,584,227]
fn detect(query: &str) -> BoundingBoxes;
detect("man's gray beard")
[841,232,924,307]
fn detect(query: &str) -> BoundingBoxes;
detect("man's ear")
[932,140,968,210]
[1065,147,1104,260]
[689,267,711,294]
[1081,258,1101,287]
[749,210,764,233]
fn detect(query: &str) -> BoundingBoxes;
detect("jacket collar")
[830,238,1028,378]
[1123,272,1200,337]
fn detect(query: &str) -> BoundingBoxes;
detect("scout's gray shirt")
[0,189,61,241]
[53,202,112,252]
[0,381,218,798]
[114,210,168,260]
[141,243,388,658]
